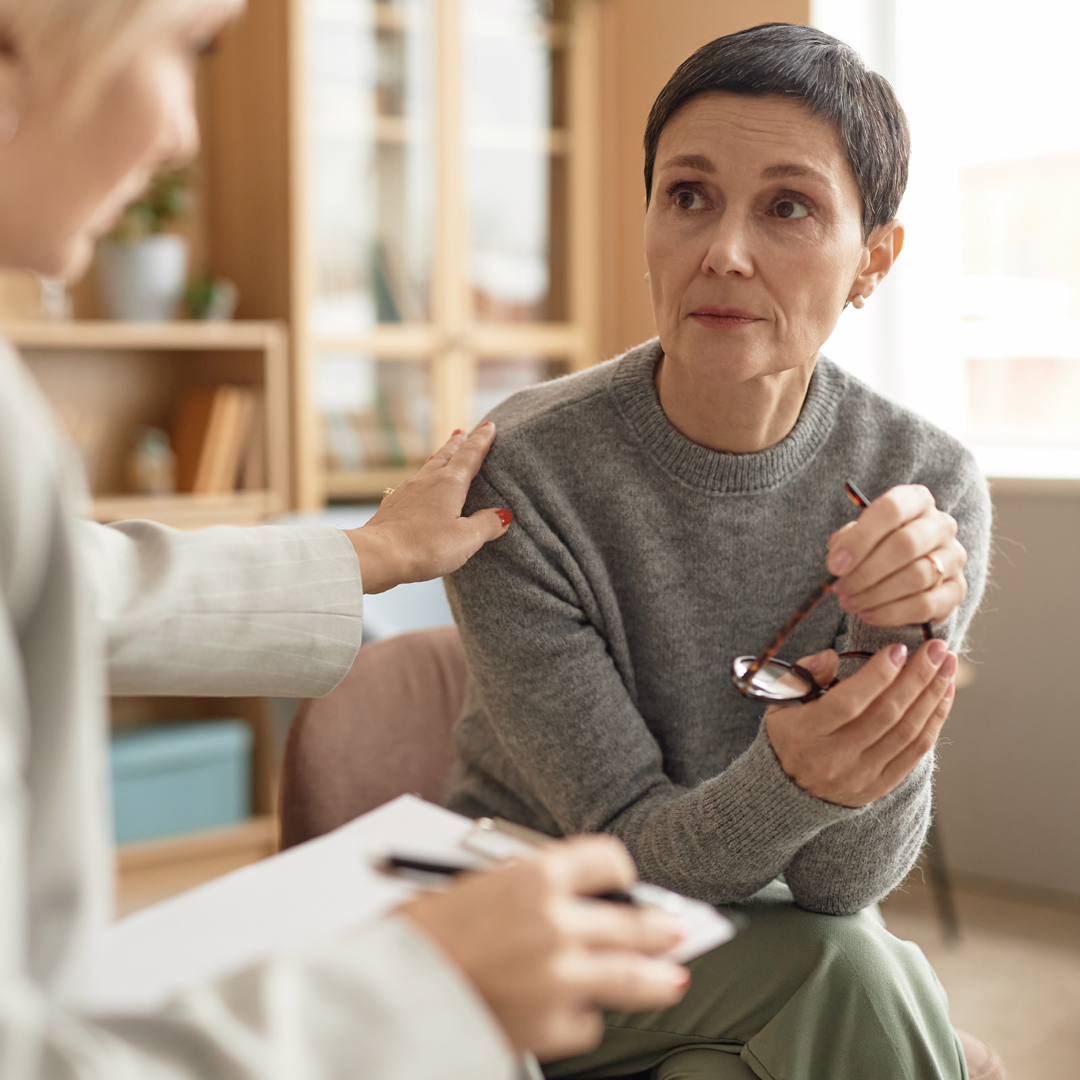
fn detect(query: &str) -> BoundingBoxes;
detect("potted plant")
[96,167,193,321]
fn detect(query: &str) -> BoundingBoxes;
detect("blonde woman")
[0,2,691,1077]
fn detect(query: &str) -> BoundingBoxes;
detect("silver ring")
[925,552,946,589]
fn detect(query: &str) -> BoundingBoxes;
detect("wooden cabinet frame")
[287,0,602,508]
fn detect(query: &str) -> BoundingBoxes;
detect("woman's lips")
[689,307,762,329]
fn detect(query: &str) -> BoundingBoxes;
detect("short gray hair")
[644,23,910,241]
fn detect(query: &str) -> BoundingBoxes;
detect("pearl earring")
[850,294,865,309]
[0,104,17,146]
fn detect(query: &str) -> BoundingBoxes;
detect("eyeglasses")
[731,480,932,704]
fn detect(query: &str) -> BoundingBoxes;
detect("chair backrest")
[278,625,468,849]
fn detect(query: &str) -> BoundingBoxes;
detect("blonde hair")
[0,0,242,88]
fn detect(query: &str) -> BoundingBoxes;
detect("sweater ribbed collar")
[610,338,846,493]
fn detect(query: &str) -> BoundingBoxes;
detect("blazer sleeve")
[74,518,365,698]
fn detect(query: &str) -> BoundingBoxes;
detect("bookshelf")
[7,320,290,528]
[287,0,601,506]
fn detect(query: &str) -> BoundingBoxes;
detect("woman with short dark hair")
[447,24,1000,1080]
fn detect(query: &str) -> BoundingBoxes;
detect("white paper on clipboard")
[78,795,736,1015]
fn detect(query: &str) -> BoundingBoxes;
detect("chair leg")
[925,816,961,942]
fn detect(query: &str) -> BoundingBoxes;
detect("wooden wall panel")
[200,0,292,322]
[596,0,810,359]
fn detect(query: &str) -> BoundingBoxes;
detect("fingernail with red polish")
[889,643,908,667]
[452,428,464,436]
[496,509,513,528]
[482,420,495,428]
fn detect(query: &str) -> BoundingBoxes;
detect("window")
[813,0,1080,477]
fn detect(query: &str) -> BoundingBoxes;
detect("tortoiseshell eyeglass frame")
[731,480,932,704]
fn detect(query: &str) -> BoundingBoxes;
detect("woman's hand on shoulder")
[346,423,513,594]
[826,484,968,627]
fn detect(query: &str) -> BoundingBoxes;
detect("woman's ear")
[848,220,905,305]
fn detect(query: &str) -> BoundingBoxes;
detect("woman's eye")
[673,188,705,211]
[188,36,216,57]
[773,198,810,219]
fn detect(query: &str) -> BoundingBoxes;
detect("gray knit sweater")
[445,340,991,915]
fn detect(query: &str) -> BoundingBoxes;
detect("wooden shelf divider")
[2,319,285,351]
[116,816,278,916]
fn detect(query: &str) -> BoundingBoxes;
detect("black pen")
[380,854,638,905]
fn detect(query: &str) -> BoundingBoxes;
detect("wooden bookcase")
[283,0,602,507]
[7,320,290,528]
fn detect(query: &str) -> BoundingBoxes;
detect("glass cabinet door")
[299,0,597,506]
[315,352,432,492]
[307,0,435,335]
[462,0,570,322]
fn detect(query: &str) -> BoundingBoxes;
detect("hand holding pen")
[398,834,690,1060]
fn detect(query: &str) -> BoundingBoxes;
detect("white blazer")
[0,343,515,1079]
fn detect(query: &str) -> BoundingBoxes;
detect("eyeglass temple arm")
[745,481,932,679]
[745,574,838,676]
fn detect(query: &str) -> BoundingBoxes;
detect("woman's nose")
[169,87,200,165]
[701,211,754,278]
[156,64,201,168]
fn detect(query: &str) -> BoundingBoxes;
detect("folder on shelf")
[238,388,266,492]
[79,795,737,1016]
[172,385,259,495]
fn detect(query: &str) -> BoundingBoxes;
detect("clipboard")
[79,795,738,1015]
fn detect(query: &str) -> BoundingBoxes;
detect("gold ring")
[925,552,946,589]
[381,487,395,497]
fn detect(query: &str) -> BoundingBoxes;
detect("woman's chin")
[662,335,782,385]
[6,232,93,284]
[50,234,95,284]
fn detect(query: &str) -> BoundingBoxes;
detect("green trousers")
[545,883,967,1080]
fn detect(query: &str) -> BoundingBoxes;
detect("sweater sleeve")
[783,469,993,913]
[446,471,866,907]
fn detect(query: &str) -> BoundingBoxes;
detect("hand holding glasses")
[732,481,932,704]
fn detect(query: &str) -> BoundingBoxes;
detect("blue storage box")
[110,721,253,844]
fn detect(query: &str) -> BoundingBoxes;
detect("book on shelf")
[322,411,363,473]
[373,394,406,465]
[238,388,265,492]
[173,385,264,496]
[371,239,425,324]
[321,402,427,474]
